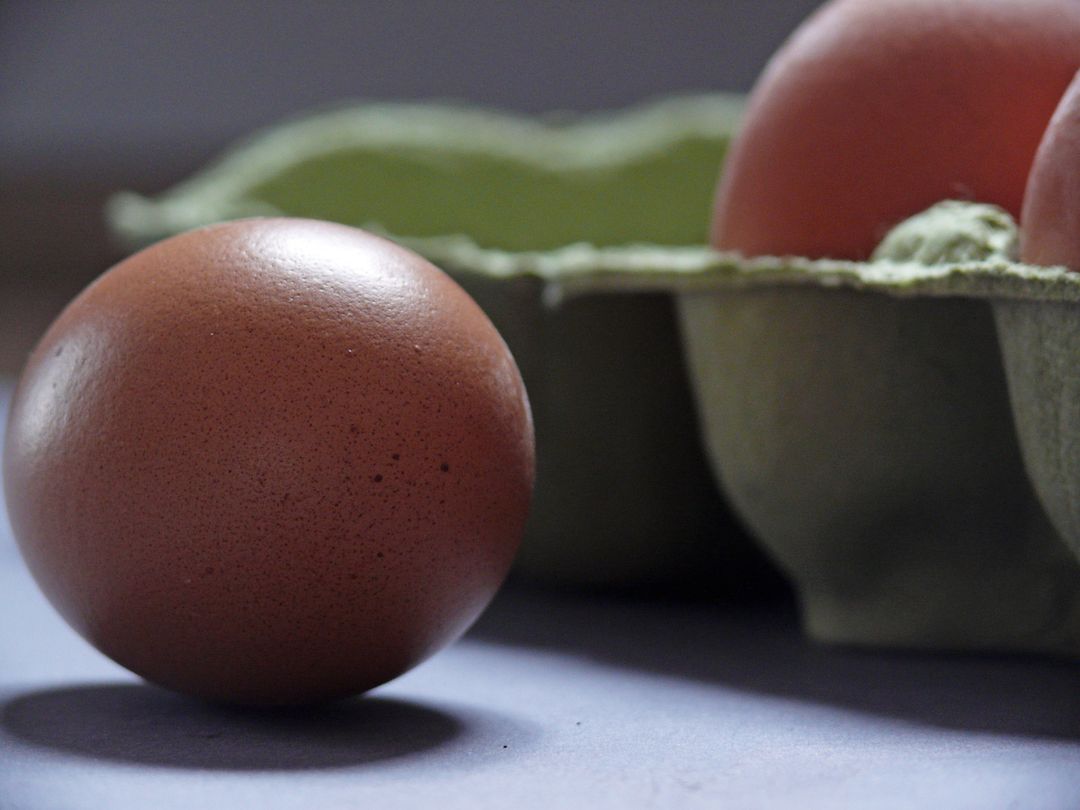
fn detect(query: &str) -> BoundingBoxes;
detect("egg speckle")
[2,218,534,706]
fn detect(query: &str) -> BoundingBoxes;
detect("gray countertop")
[1,380,1080,809]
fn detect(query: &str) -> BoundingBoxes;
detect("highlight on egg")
[712,0,1080,260]
[2,218,535,706]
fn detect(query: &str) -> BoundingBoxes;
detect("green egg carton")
[556,201,1080,657]
[106,95,770,592]
[108,98,1080,659]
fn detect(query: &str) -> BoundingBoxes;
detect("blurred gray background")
[0,0,822,372]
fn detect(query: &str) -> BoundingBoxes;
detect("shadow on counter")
[469,584,1080,742]
[0,683,535,771]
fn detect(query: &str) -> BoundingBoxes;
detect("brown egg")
[1021,70,1080,268]
[2,218,534,706]
[713,0,1080,260]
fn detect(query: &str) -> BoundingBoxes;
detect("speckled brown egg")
[2,218,534,706]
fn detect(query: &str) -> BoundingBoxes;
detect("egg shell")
[713,0,1080,260]
[2,218,534,706]
[1021,69,1080,268]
